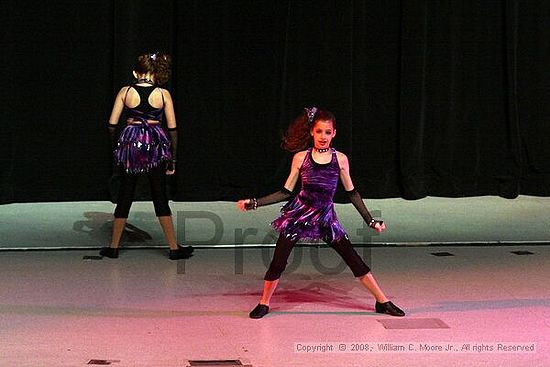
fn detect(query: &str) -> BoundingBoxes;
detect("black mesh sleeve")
[346,188,381,228]
[244,187,293,210]
[167,127,178,171]
[108,122,117,151]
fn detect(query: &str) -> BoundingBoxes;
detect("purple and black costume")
[114,86,172,173]
[264,148,371,280]
[112,85,173,219]
[272,148,347,243]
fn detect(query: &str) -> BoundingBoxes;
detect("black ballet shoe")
[99,247,119,259]
[169,245,194,260]
[375,301,405,317]
[249,304,269,319]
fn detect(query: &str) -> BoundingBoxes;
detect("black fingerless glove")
[167,126,178,163]
[244,187,293,210]
[108,122,118,151]
[166,160,176,171]
[346,188,382,228]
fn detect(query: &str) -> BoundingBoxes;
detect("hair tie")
[305,107,318,125]
[150,52,158,61]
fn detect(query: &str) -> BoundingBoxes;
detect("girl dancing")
[238,107,404,318]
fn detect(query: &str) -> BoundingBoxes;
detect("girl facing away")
[238,107,404,319]
[100,52,193,260]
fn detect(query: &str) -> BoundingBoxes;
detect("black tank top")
[124,85,165,121]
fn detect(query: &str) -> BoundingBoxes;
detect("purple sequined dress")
[272,148,347,242]
[114,86,172,173]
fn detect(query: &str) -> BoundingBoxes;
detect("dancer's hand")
[166,161,176,175]
[237,199,252,211]
[373,221,386,233]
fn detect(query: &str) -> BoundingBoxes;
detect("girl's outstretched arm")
[337,152,385,233]
[237,151,306,211]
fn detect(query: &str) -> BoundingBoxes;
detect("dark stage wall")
[2,0,550,204]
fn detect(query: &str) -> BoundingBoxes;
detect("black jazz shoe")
[99,247,119,259]
[375,301,405,317]
[249,304,270,319]
[169,245,194,260]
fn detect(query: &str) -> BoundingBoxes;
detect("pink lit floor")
[1,245,548,366]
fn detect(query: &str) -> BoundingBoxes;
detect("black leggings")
[264,233,371,281]
[114,166,171,218]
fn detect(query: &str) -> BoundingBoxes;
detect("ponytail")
[151,52,171,86]
[134,52,172,86]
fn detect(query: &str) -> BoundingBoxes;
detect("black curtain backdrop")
[2,0,550,204]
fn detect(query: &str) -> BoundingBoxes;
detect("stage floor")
[1,245,548,366]
[1,196,549,366]
[2,195,550,249]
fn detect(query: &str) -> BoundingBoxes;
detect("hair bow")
[305,107,318,125]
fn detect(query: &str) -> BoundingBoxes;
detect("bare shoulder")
[294,150,307,159]
[335,151,349,165]
[160,89,174,104]
[116,86,133,102]
[292,150,307,167]
[118,85,131,95]
[335,150,348,159]
[158,87,171,96]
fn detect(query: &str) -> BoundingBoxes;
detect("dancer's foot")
[168,245,194,260]
[375,301,405,317]
[99,247,119,259]
[249,304,269,319]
